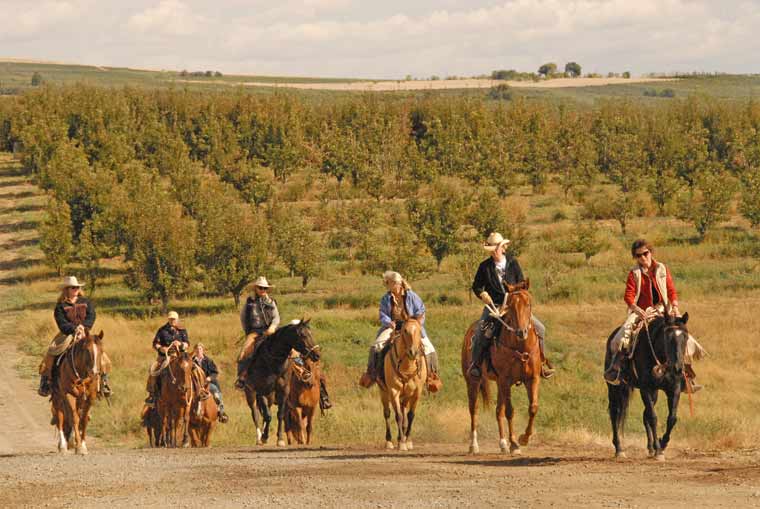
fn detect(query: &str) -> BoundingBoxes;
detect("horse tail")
[608,383,633,435]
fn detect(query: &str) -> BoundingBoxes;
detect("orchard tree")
[564,62,582,77]
[538,62,557,77]
[39,196,73,276]
[676,167,737,240]
[739,167,760,227]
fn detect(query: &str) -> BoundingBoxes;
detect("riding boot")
[359,350,377,388]
[38,375,51,397]
[425,352,443,393]
[319,378,333,410]
[604,350,623,386]
[145,375,158,406]
[468,330,488,379]
[538,337,555,379]
[100,373,113,398]
[235,358,249,390]
[682,364,703,393]
[217,403,229,423]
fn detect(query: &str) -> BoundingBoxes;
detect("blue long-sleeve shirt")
[378,290,428,338]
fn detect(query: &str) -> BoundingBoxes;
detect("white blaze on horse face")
[290,319,301,325]
[92,342,99,374]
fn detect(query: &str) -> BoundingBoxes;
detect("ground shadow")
[0,203,44,214]
[446,456,564,468]
[0,190,37,200]
[0,220,40,234]
[0,257,43,272]
[2,237,39,251]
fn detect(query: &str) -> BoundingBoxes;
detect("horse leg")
[55,401,68,454]
[608,384,630,458]
[65,393,83,454]
[495,381,508,454]
[276,391,287,447]
[505,383,520,455]
[518,377,540,446]
[405,394,418,451]
[391,392,407,451]
[257,394,272,444]
[182,404,191,448]
[247,389,264,445]
[78,399,92,455]
[467,380,481,454]
[382,392,394,450]
[640,389,661,459]
[659,388,681,454]
[295,407,306,445]
[305,407,315,445]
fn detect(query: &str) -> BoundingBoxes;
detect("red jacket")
[624,260,678,309]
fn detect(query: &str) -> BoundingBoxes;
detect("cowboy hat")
[167,311,179,320]
[61,276,85,288]
[252,276,273,288]
[483,232,510,251]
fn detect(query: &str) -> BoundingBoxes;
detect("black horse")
[242,320,319,446]
[605,310,690,460]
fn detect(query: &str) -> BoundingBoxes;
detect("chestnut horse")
[378,318,427,451]
[157,345,194,448]
[242,320,320,447]
[189,387,218,447]
[50,329,104,455]
[462,280,541,455]
[285,356,321,445]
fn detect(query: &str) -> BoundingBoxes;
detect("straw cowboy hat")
[60,276,85,288]
[252,276,273,289]
[167,311,179,320]
[483,232,510,251]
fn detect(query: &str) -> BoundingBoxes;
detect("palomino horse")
[462,280,541,455]
[50,329,104,455]
[606,309,690,460]
[157,344,195,448]
[379,318,427,451]
[285,356,321,445]
[189,385,218,447]
[242,320,320,446]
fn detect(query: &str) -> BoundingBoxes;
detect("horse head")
[289,319,320,362]
[173,351,194,396]
[502,280,533,341]
[661,312,689,375]
[400,318,423,361]
[76,328,104,378]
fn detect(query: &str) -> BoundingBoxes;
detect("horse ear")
[303,317,310,326]
[681,312,689,325]
[505,283,515,293]
[524,278,530,290]
[98,330,104,340]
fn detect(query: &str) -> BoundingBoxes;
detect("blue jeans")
[209,382,224,411]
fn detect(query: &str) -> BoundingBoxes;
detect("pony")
[461,280,542,455]
[284,356,322,445]
[606,309,690,460]
[378,318,427,451]
[50,328,104,455]
[242,320,320,447]
[189,384,218,447]
[157,343,194,448]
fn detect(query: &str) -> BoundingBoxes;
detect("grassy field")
[1,153,758,452]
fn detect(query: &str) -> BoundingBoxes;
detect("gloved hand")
[479,292,494,307]
[394,320,404,331]
[265,324,277,336]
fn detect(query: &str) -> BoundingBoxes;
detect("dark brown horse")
[285,356,321,445]
[157,344,194,448]
[50,329,104,455]
[462,280,542,455]
[378,318,427,451]
[242,320,320,447]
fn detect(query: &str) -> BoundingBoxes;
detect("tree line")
[0,85,758,310]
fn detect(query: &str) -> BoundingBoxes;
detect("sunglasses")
[634,250,651,258]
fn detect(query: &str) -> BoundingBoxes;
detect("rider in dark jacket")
[192,343,229,423]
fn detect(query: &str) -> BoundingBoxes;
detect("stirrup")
[234,378,246,390]
[603,367,622,386]
[541,365,555,379]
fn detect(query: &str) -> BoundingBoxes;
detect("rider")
[192,343,229,423]
[604,239,703,391]
[144,310,190,408]
[358,271,443,392]
[38,276,112,397]
[467,232,555,379]
[236,277,333,410]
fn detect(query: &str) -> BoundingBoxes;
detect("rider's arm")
[408,291,426,324]
[379,294,393,329]
[54,303,76,335]
[206,358,219,382]
[665,267,679,311]
[83,300,96,329]
[269,300,281,330]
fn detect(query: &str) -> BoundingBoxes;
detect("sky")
[1,0,759,79]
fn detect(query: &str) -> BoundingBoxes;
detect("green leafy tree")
[676,167,737,240]
[739,167,760,227]
[571,218,606,263]
[39,196,74,276]
[31,72,43,86]
[564,62,582,77]
[538,63,558,77]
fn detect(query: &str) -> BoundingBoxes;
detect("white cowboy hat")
[252,276,273,288]
[61,276,85,288]
[167,311,179,320]
[483,232,510,251]
[383,271,403,285]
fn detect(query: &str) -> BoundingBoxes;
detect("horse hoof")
[615,451,627,459]
[510,444,521,456]
[57,446,69,455]
[655,452,666,462]
[406,440,413,451]
[256,439,263,446]
[499,439,508,453]
[648,450,656,458]
[76,445,88,455]
[518,434,530,446]
[469,444,479,455]
[277,440,286,447]
[399,442,408,452]
[182,441,190,449]
[385,441,395,450]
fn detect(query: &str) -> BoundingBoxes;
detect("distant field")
[3,60,760,101]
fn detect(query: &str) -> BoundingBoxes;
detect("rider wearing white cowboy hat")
[468,233,555,379]
[236,276,280,388]
[38,276,112,397]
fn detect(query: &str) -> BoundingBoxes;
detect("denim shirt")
[378,290,428,338]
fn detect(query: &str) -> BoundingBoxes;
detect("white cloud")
[127,0,205,36]
[0,1,84,38]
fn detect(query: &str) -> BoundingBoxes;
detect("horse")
[242,320,320,447]
[606,309,690,460]
[189,385,218,447]
[50,328,105,455]
[461,280,541,455]
[378,318,427,451]
[143,406,162,447]
[285,356,321,445]
[157,344,195,448]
